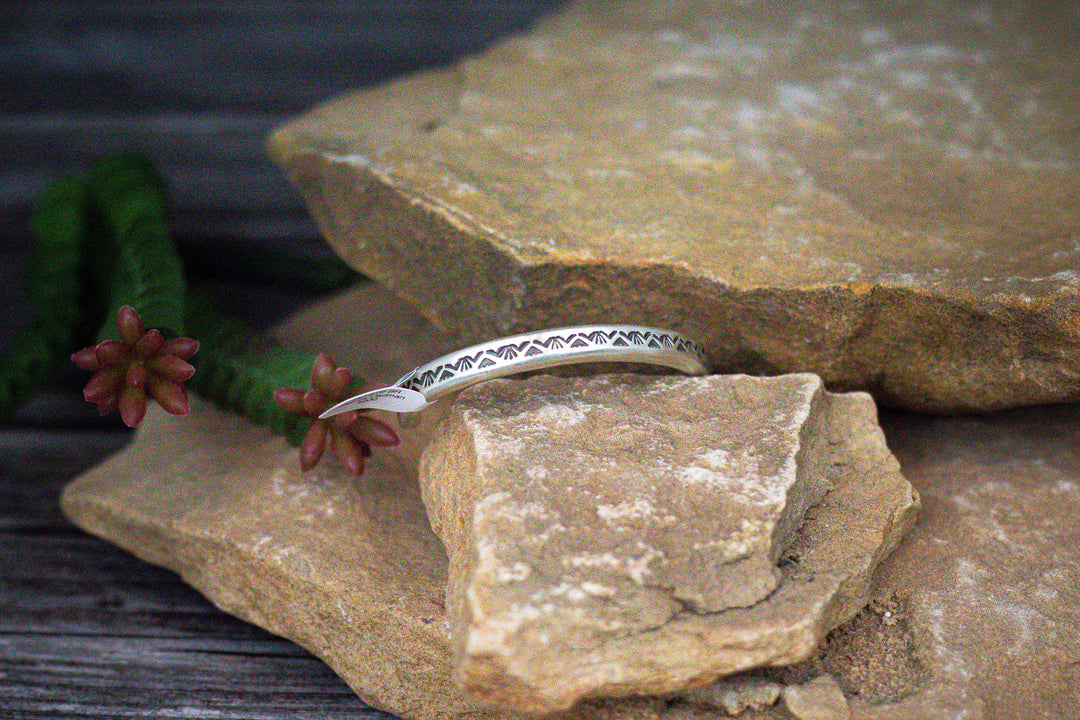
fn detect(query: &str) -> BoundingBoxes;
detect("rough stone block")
[419,372,917,713]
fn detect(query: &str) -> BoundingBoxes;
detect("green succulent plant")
[3,153,390,477]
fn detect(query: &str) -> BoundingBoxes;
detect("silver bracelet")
[319,325,710,419]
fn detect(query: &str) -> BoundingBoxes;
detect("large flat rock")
[868,407,1080,719]
[269,0,1080,413]
[419,373,916,713]
[61,285,1080,719]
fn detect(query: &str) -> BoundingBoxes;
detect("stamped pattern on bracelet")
[402,328,709,391]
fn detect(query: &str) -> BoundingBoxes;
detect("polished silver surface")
[321,324,709,419]
[399,324,710,401]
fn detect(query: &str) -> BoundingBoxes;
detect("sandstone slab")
[869,407,1080,719]
[419,372,916,713]
[269,0,1080,413]
[61,284,1080,719]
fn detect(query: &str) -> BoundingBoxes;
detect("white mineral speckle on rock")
[858,27,893,45]
[671,125,707,140]
[690,31,771,62]
[655,29,685,44]
[580,581,615,597]
[679,447,773,500]
[543,582,590,604]
[625,543,664,584]
[997,603,1039,654]
[1034,582,1058,602]
[653,62,720,82]
[895,69,930,89]
[528,402,588,427]
[596,498,658,522]
[776,84,824,111]
[491,562,532,584]
[465,601,545,654]
[1052,479,1079,495]
[565,551,622,569]
[923,598,975,682]
[692,517,766,557]
[472,427,524,457]
[321,150,371,167]
[335,599,354,624]
[526,465,550,480]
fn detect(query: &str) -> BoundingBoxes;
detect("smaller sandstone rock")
[426,372,831,617]
[419,372,918,714]
[782,676,850,720]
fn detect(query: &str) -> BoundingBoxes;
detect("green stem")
[4,152,364,436]
[87,154,187,340]
[184,291,363,447]
[0,176,90,417]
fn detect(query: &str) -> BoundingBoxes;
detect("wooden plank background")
[0,2,562,717]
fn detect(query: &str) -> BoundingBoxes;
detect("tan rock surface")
[869,407,1080,719]
[681,676,782,716]
[686,405,1080,720]
[269,0,1080,413]
[425,373,833,616]
[62,285,1080,719]
[419,373,916,713]
[781,676,850,720]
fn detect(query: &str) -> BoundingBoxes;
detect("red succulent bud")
[71,306,198,427]
[272,353,399,478]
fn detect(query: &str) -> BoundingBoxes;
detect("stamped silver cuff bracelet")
[318,325,710,419]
